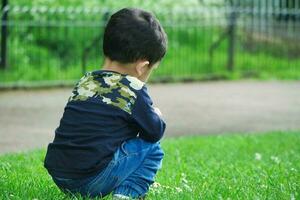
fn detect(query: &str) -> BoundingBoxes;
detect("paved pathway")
[1,81,299,154]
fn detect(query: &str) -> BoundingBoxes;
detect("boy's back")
[44,70,165,179]
[44,7,168,199]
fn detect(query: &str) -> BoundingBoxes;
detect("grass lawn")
[0,131,299,199]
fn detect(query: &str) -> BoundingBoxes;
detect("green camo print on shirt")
[68,71,145,114]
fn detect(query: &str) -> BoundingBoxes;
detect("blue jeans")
[52,137,164,198]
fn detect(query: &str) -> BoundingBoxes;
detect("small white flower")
[271,156,280,164]
[255,153,262,161]
[164,185,171,189]
[183,183,192,192]
[125,76,144,90]
[261,184,267,189]
[175,187,183,193]
[152,182,161,188]
[150,182,162,194]
[291,194,295,200]
[291,168,297,172]
[181,177,188,184]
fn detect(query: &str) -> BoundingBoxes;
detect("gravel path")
[1,81,299,155]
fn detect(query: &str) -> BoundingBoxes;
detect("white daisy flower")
[175,187,183,193]
[271,156,280,164]
[183,183,192,192]
[255,153,262,161]
[291,194,295,200]
[152,182,161,188]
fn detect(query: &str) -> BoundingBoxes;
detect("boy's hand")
[153,107,162,117]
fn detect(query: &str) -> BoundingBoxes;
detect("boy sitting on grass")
[44,7,168,200]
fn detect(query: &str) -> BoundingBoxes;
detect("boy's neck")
[102,58,137,78]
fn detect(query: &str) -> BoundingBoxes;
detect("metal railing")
[0,3,300,86]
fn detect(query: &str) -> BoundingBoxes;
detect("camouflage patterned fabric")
[68,71,144,114]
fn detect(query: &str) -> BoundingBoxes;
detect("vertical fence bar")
[0,5,299,84]
[1,0,8,69]
[227,1,237,72]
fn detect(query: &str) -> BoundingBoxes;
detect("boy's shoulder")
[68,70,147,114]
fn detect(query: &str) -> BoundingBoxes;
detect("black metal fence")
[0,2,300,85]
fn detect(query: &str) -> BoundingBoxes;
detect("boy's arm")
[131,87,166,143]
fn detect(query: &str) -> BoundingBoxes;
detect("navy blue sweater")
[44,70,166,179]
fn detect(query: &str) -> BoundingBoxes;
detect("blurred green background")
[0,0,299,85]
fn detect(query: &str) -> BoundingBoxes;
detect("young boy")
[44,7,168,200]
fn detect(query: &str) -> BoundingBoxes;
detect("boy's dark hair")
[103,8,168,66]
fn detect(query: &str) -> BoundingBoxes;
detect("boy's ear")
[135,60,150,76]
